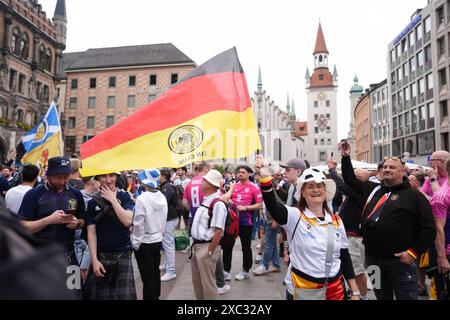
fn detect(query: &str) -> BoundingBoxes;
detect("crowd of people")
[1,141,450,301]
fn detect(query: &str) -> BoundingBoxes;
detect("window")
[319,74,324,81]
[20,32,29,59]
[86,117,95,129]
[417,51,424,67]
[374,127,378,140]
[411,83,417,98]
[401,38,407,53]
[45,48,52,72]
[88,97,96,109]
[419,105,426,130]
[437,6,445,26]
[127,95,136,108]
[66,96,77,109]
[314,101,318,108]
[314,139,318,145]
[412,108,418,132]
[326,100,330,107]
[397,68,403,82]
[16,109,23,123]
[11,27,21,55]
[416,24,423,41]
[424,16,431,33]
[319,152,326,161]
[314,127,318,134]
[129,75,136,87]
[428,102,435,128]
[171,74,178,84]
[404,87,410,103]
[418,78,425,95]
[408,30,415,47]
[320,139,325,145]
[327,138,331,145]
[83,135,95,143]
[106,116,115,128]
[109,77,116,88]
[314,114,318,121]
[425,45,432,63]
[426,73,433,90]
[390,49,396,63]
[441,100,448,117]
[39,45,45,69]
[410,56,416,73]
[65,136,76,154]
[68,117,76,129]
[396,44,401,58]
[149,74,157,86]
[18,74,25,94]
[107,96,116,108]
[90,78,97,89]
[42,85,49,103]
[71,79,78,90]
[148,94,156,102]
[439,68,447,87]
[403,63,409,78]
[438,38,445,57]
[274,139,282,161]
[326,126,331,133]
[326,114,330,119]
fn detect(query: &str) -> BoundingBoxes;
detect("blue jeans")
[262,223,281,270]
[366,252,418,300]
[251,211,259,239]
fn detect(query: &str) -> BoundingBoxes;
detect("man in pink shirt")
[223,166,263,281]
[422,150,450,199]
[431,157,450,300]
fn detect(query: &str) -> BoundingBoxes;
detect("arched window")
[319,55,323,63]
[25,112,32,125]
[11,27,21,55]
[45,48,52,71]
[259,134,265,156]
[39,45,45,69]
[20,32,29,59]
[274,138,282,161]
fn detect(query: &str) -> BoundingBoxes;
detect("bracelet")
[350,291,361,296]
[262,188,273,193]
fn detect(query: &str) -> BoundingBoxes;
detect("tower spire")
[286,93,290,113]
[313,22,329,55]
[257,66,262,92]
[291,99,296,120]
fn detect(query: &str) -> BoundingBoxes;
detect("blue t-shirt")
[0,175,10,193]
[18,183,86,252]
[86,190,134,253]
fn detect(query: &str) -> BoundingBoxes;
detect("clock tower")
[305,22,338,165]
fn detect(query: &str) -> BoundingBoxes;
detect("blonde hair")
[70,158,81,173]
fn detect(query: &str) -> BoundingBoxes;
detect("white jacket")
[131,190,168,250]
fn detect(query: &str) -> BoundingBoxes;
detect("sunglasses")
[384,156,405,166]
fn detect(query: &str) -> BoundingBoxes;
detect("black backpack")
[0,201,77,300]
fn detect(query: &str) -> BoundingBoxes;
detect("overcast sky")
[40,0,428,140]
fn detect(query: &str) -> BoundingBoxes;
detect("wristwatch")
[350,291,361,297]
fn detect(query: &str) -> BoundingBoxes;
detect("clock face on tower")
[317,92,327,101]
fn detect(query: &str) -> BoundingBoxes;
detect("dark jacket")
[329,168,364,236]
[160,180,178,221]
[341,156,436,258]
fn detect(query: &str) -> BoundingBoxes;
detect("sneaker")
[218,284,231,295]
[159,265,166,271]
[252,265,269,276]
[268,266,281,273]
[235,271,250,281]
[224,271,231,281]
[161,273,177,282]
[254,254,262,264]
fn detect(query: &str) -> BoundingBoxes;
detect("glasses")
[384,156,405,166]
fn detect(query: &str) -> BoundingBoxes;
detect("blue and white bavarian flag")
[21,102,63,170]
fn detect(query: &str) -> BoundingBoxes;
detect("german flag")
[80,48,261,176]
